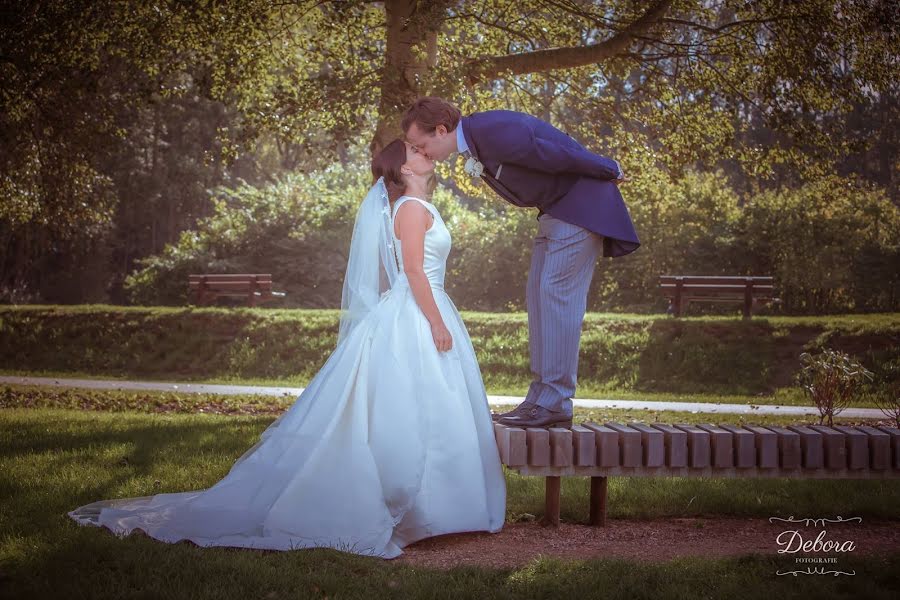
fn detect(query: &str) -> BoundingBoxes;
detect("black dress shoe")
[497,405,573,428]
[491,401,535,422]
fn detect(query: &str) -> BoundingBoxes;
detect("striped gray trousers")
[524,213,604,416]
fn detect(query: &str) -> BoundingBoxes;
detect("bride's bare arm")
[394,202,453,352]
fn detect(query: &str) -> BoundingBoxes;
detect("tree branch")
[660,15,806,34]
[466,0,673,82]
[451,11,537,49]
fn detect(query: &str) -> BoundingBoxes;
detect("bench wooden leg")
[674,278,684,317]
[590,476,608,526]
[743,280,753,319]
[543,476,561,526]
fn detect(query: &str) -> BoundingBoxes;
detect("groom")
[402,97,640,428]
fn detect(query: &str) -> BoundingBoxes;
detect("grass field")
[1,370,886,413]
[1,405,899,599]
[2,306,898,597]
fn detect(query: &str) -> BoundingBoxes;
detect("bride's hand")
[431,322,453,352]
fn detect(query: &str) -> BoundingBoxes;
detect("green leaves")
[2,0,897,306]
[738,175,900,314]
[796,348,875,425]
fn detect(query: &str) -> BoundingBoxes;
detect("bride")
[68,139,507,559]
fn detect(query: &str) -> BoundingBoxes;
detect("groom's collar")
[456,118,470,156]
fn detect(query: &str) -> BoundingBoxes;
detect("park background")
[1,0,897,315]
[1,1,899,598]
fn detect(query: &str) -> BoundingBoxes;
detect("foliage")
[123,164,365,306]
[2,1,898,306]
[871,383,900,428]
[0,0,288,303]
[591,161,744,311]
[797,348,875,426]
[123,162,900,315]
[736,176,900,313]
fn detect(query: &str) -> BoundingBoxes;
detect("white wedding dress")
[68,195,506,559]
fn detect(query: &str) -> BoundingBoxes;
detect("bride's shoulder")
[393,197,438,227]
[394,196,434,212]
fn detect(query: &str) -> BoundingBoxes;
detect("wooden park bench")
[189,274,286,307]
[659,275,779,318]
[493,421,900,527]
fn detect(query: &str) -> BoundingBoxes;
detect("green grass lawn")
[2,381,897,429]
[1,405,899,599]
[3,307,897,596]
[2,306,898,404]
[0,368,891,411]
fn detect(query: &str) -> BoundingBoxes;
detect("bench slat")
[741,426,779,468]
[659,276,773,285]
[876,426,900,468]
[808,426,848,469]
[659,284,775,298]
[697,424,735,468]
[496,425,527,467]
[492,422,504,456]
[583,422,620,467]
[649,423,688,467]
[571,425,596,466]
[189,281,274,291]
[787,425,825,469]
[832,425,870,469]
[549,428,573,467]
[659,293,776,302]
[719,424,757,468]
[763,426,802,469]
[628,423,666,467]
[526,428,551,467]
[672,424,711,468]
[189,274,274,281]
[856,425,891,470]
[605,423,643,467]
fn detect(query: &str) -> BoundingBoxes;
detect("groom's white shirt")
[456,116,623,179]
[456,120,469,156]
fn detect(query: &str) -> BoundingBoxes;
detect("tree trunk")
[369,0,672,157]
[370,0,446,157]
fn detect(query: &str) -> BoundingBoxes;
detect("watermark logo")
[769,515,860,576]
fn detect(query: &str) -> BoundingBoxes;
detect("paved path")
[0,375,888,419]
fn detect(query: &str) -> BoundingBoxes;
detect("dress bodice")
[391,196,451,290]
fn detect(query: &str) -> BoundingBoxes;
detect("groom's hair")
[401,97,461,134]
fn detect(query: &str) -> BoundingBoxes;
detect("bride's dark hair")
[371,139,408,203]
[371,138,436,204]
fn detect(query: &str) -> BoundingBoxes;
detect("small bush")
[797,349,874,426]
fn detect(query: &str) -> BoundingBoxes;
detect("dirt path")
[394,516,900,569]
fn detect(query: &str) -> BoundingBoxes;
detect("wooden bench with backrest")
[493,421,900,526]
[659,275,778,318]
[189,274,286,307]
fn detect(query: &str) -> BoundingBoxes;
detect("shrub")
[797,349,874,426]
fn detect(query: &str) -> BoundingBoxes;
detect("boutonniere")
[463,156,484,179]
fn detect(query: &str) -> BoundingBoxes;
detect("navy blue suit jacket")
[460,110,640,258]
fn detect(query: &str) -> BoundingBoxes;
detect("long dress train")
[68,194,506,559]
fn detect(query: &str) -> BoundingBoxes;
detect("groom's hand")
[614,174,630,186]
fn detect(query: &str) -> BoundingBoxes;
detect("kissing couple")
[68,97,640,559]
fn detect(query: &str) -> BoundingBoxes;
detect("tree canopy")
[1,0,897,306]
